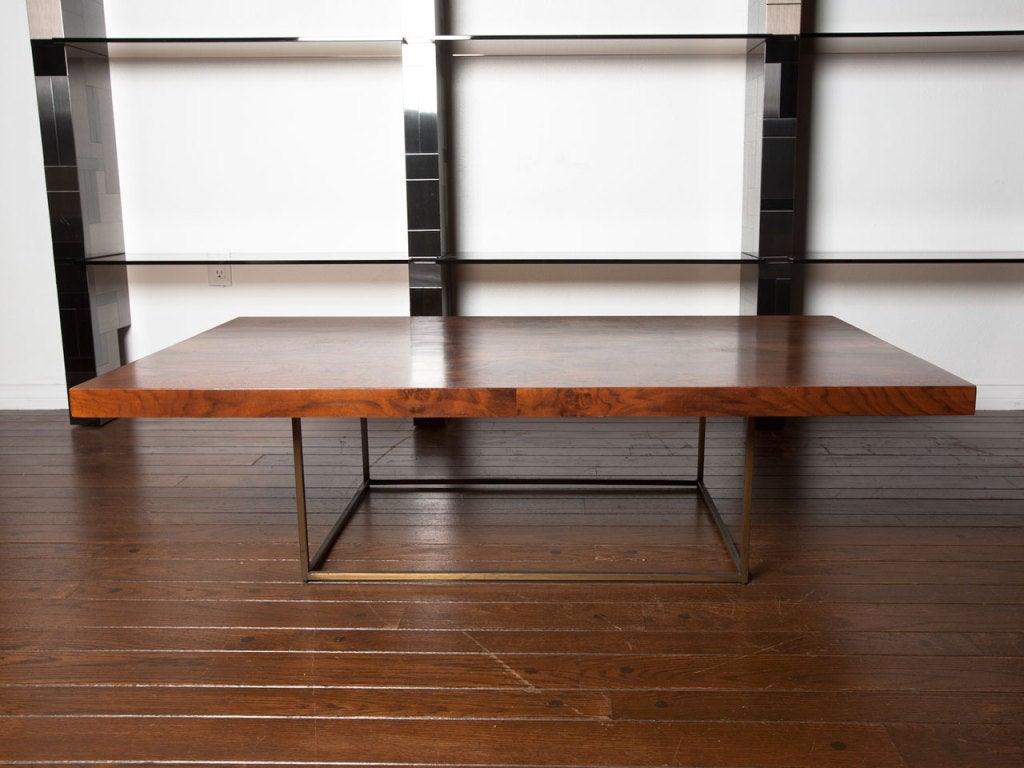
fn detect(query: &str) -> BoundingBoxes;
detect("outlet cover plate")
[207,265,232,286]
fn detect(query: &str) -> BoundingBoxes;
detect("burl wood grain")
[69,316,975,419]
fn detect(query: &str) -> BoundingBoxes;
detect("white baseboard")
[975,385,1024,411]
[0,385,69,410]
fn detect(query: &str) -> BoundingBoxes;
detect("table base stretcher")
[293,417,755,583]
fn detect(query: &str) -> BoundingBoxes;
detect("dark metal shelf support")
[30,0,131,425]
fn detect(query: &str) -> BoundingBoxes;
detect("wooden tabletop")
[69,316,976,419]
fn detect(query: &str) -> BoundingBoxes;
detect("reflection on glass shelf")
[441,252,757,264]
[805,31,1024,55]
[83,252,409,265]
[796,252,1024,264]
[52,31,1024,58]
[438,35,766,57]
[58,37,404,59]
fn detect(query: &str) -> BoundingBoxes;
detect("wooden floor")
[0,411,1021,767]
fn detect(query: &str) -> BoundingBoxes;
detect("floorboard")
[0,410,1021,767]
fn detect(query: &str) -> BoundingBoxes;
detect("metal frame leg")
[697,416,707,483]
[693,417,754,584]
[294,418,371,581]
[740,416,756,583]
[292,418,311,580]
[293,417,756,583]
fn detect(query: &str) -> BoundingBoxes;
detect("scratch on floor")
[591,608,626,631]
[558,696,592,719]
[670,731,687,764]
[369,432,415,469]
[462,630,537,690]
[684,635,806,678]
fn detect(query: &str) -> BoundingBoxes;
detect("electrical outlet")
[208,265,232,287]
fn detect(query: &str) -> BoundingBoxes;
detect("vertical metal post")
[29,0,131,423]
[739,417,757,583]
[403,0,453,428]
[741,0,808,316]
[292,418,312,580]
[360,418,370,482]
[402,0,453,316]
[696,417,707,483]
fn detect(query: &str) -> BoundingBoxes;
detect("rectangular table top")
[69,315,976,419]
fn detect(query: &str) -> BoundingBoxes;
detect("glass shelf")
[83,252,409,265]
[437,35,766,57]
[56,37,404,59]
[804,31,1024,55]
[83,252,1024,266]
[795,252,1024,264]
[51,31,1024,59]
[84,252,759,266]
[441,252,757,265]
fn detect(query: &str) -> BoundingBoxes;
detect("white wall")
[106,51,411,357]
[804,3,1024,409]
[814,0,1024,32]
[448,0,748,35]
[102,1,411,359]
[0,0,68,409]
[804,264,1024,410]
[3,0,1023,409]
[450,54,746,254]
[447,0,749,317]
[102,0,402,37]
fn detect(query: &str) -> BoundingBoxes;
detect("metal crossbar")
[292,417,755,583]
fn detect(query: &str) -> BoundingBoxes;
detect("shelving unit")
[27,0,1024,413]
[53,33,407,269]
[801,27,1024,263]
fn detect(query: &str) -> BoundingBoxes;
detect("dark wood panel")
[3,535,1017,565]
[1,548,1020,585]
[0,685,611,719]
[888,724,1024,768]
[641,602,1024,632]
[0,599,406,630]
[0,650,579,688]
[8,579,1022,606]
[0,718,906,766]
[3,625,1018,657]
[610,690,1024,725]
[755,560,1024,585]
[577,654,1024,691]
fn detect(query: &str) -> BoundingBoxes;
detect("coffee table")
[70,315,975,583]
